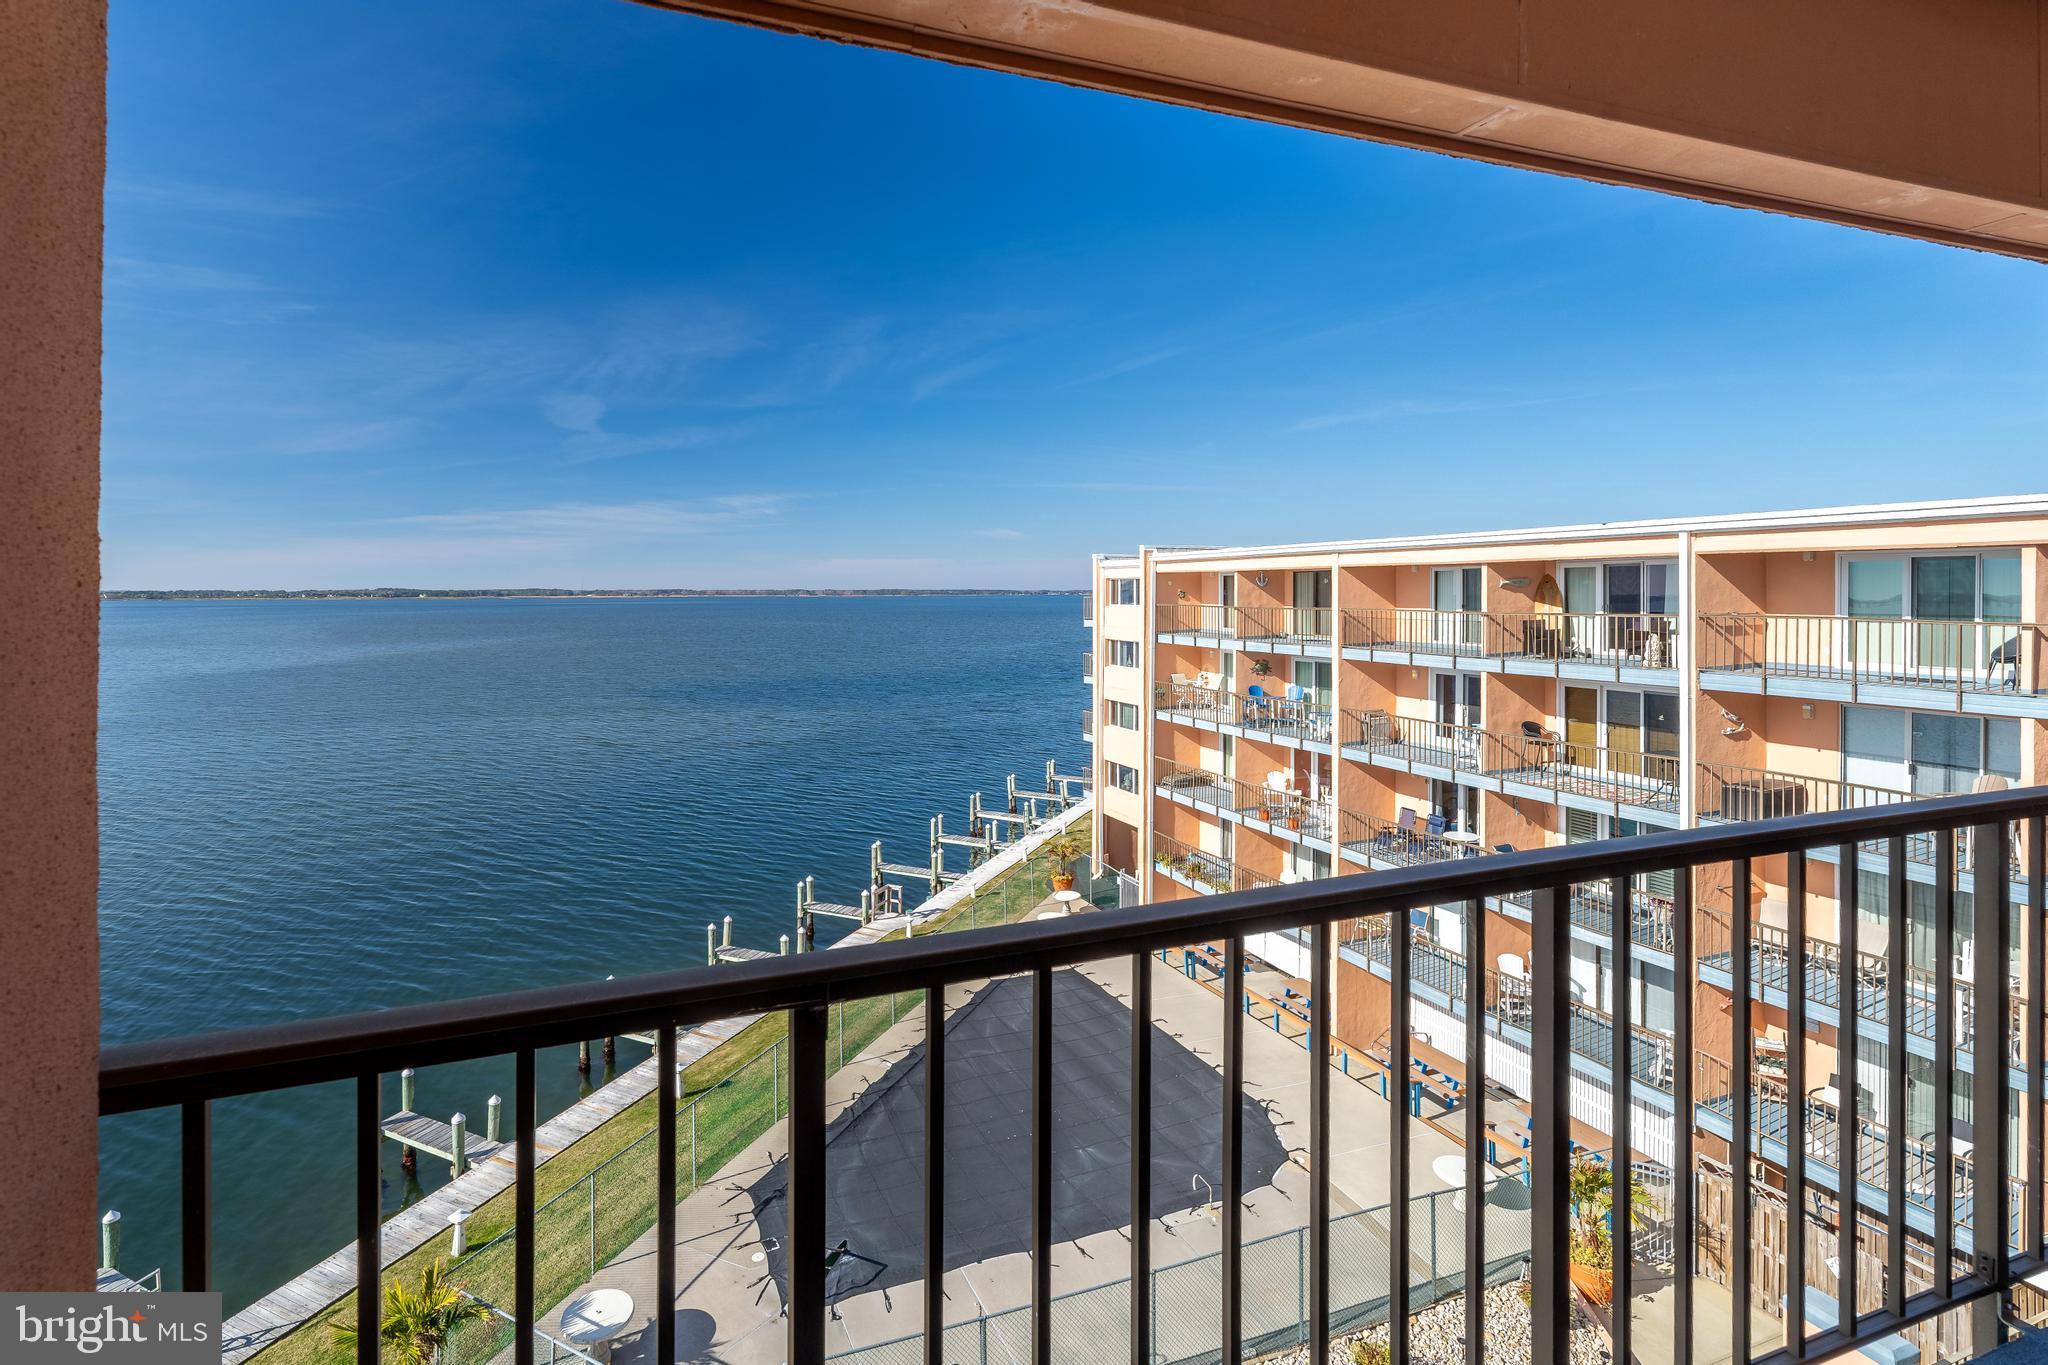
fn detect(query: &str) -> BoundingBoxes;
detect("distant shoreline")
[101,588,1080,601]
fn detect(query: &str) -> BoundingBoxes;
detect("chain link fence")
[830,1185,1532,1365]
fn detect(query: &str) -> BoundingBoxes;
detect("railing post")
[1971,818,2011,1348]
[789,1003,828,1365]
[1529,885,1570,1365]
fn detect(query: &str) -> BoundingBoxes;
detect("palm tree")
[333,1260,493,1365]
[1566,1157,1658,1264]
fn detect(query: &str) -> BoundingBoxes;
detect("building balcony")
[1696,761,2027,897]
[1692,1055,2019,1244]
[1339,709,1681,824]
[1082,705,1094,742]
[1698,612,2048,717]
[1343,916,1680,1095]
[1339,608,1678,682]
[95,787,2045,1365]
[1081,590,1093,627]
[1154,602,1334,654]
[1335,811,1679,956]
[1150,831,1279,894]
[1153,680,1335,752]
[1155,760,1337,848]
[1693,902,2023,1074]
[1081,649,1093,683]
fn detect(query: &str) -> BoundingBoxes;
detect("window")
[1106,578,1139,605]
[1106,701,1140,731]
[1106,762,1140,794]
[1107,639,1140,669]
[1841,706,2019,796]
[1841,550,2022,622]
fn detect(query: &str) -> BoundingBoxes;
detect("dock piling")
[705,923,716,966]
[722,914,733,950]
[448,1112,467,1179]
[779,933,790,955]
[399,1069,418,1172]
[578,1039,590,1073]
[486,1094,502,1145]
[99,1210,119,1272]
[448,1208,471,1258]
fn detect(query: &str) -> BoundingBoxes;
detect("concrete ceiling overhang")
[634,0,2048,261]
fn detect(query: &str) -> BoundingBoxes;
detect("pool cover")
[748,967,1291,1300]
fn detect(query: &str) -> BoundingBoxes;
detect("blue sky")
[105,1,2048,589]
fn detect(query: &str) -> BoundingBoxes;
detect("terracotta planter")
[1568,1260,1613,1307]
[1285,815,1301,830]
[1255,806,1271,821]
[1051,871,1076,892]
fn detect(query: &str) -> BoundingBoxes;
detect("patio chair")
[1244,684,1273,725]
[1520,720,1561,766]
[1425,812,1448,840]
[1492,843,1515,855]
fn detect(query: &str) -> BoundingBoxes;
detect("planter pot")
[1568,1260,1613,1307]
[1285,816,1301,830]
[1255,806,1271,821]
[1051,871,1076,892]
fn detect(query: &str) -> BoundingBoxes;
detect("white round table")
[559,1288,635,1362]
[1431,1154,1466,1189]
[1052,889,1084,909]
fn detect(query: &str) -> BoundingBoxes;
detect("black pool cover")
[748,967,1291,1299]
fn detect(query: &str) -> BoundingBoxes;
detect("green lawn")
[250,819,1089,1365]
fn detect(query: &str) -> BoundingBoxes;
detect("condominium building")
[1083,494,2048,1354]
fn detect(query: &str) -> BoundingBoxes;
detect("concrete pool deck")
[536,919,1514,1365]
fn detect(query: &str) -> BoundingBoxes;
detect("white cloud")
[977,527,1026,540]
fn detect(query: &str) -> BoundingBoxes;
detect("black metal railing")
[99,788,2048,1365]
[1340,709,1681,814]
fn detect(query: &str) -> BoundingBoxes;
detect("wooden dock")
[715,945,776,963]
[379,1110,502,1170]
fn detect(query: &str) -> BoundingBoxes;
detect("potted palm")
[1564,1157,1655,1306]
[333,1260,492,1365]
[1043,834,1082,892]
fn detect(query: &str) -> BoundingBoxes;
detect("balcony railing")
[1081,649,1093,682]
[1081,705,1093,741]
[1694,1054,2024,1237]
[98,788,2048,1365]
[1699,612,2045,701]
[1155,601,1334,646]
[1346,918,1678,1091]
[1156,760,1336,841]
[1154,679,1334,746]
[1340,709,1681,814]
[1698,760,2024,882]
[1081,591,1093,627]
[1340,608,1678,672]
[1337,811,1680,952]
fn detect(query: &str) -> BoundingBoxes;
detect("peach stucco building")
[1082,494,2048,1331]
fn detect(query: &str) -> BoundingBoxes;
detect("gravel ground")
[1259,1281,1608,1365]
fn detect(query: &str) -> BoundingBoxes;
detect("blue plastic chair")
[1425,813,1448,839]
